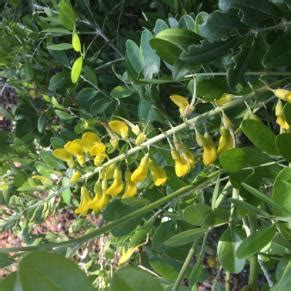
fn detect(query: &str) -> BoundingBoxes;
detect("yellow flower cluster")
[170,95,235,172]
[73,157,167,215]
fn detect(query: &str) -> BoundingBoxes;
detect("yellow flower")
[88,181,110,212]
[90,142,106,166]
[135,132,147,145]
[149,160,167,186]
[275,100,289,130]
[108,120,129,139]
[90,142,106,156]
[105,167,123,197]
[170,95,193,117]
[122,170,137,198]
[70,170,81,184]
[100,164,115,180]
[202,133,217,166]
[215,93,233,106]
[64,140,85,166]
[131,155,150,183]
[217,127,235,154]
[171,150,191,177]
[271,88,291,103]
[81,132,101,152]
[75,186,91,215]
[52,148,74,168]
[110,136,119,149]
[31,175,52,185]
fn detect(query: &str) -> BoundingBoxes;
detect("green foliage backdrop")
[0,0,291,290]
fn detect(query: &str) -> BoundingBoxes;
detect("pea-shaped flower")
[217,127,235,154]
[170,95,193,117]
[202,133,217,166]
[271,88,291,103]
[105,166,124,197]
[81,132,101,153]
[52,148,74,168]
[131,155,150,183]
[75,186,91,215]
[108,120,129,139]
[122,170,137,199]
[149,160,167,186]
[275,100,289,130]
[171,150,191,177]
[64,140,85,166]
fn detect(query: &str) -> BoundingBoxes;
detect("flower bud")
[202,133,217,166]
[217,127,235,155]
[105,167,123,197]
[122,170,137,198]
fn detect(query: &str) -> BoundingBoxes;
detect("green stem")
[247,215,259,290]
[172,240,198,291]
[0,171,219,253]
[225,272,231,291]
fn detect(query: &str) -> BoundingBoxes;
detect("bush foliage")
[1,0,291,290]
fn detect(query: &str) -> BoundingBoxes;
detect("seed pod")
[149,160,167,186]
[131,155,150,183]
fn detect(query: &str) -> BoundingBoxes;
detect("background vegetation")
[1,0,291,290]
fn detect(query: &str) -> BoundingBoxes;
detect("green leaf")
[150,38,182,65]
[59,0,75,31]
[72,32,81,52]
[227,37,256,91]
[236,225,276,258]
[0,272,17,290]
[272,259,291,291]
[197,77,228,100]
[219,0,281,18]
[18,252,95,291]
[241,119,278,155]
[242,183,289,215]
[47,43,73,50]
[200,11,246,42]
[217,227,246,273]
[150,256,180,281]
[183,204,212,225]
[0,253,14,268]
[55,110,73,121]
[273,168,291,214]
[125,40,144,80]
[49,71,68,91]
[229,198,270,217]
[276,133,291,161]
[178,15,196,31]
[76,87,98,109]
[219,148,247,173]
[153,28,201,48]
[138,99,163,123]
[110,267,163,291]
[37,112,47,133]
[110,86,134,99]
[177,38,237,69]
[284,103,291,124]
[71,56,83,84]
[140,29,160,79]
[164,228,206,247]
[153,19,169,35]
[263,32,291,68]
